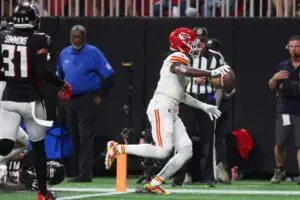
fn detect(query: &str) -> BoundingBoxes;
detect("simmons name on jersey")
[0,29,51,102]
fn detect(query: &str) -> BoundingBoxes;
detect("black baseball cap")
[207,38,222,52]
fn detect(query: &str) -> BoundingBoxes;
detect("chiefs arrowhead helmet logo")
[178,32,190,41]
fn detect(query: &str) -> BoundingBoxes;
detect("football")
[221,69,236,92]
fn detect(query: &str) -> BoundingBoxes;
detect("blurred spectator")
[42,0,84,17]
[125,0,134,16]
[1,0,299,19]
[177,0,197,16]
[30,0,49,16]
[202,0,244,17]
[2,0,17,18]
[272,0,293,17]
[240,0,269,17]
[202,0,222,17]
[115,0,134,16]
[139,0,150,16]
[252,0,268,17]
[154,0,198,17]
[153,0,171,16]
[93,0,131,17]
[64,0,84,16]
[40,0,66,16]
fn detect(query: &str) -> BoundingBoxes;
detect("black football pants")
[65,92,98,179]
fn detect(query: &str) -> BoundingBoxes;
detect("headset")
[286,35,300,50]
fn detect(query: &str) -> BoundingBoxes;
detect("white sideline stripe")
[52,187,300,196]
[56,191,133,200]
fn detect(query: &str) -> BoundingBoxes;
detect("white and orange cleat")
[141,183,170,195]
[104,141,119,170]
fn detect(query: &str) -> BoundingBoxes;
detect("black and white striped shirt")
[186,49,227,95]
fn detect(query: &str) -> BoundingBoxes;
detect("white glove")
[211,65,231,77]
[202,104,222,121]
[183,93,222,120]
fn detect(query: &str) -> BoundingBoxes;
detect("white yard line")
[51,187,300,196]
[56,191,133,200]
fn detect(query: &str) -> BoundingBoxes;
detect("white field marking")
[56,191,133,200]
[51,187,300,196]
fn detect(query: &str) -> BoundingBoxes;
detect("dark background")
[40,17,300,176]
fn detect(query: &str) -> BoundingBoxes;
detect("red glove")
[58,82,72,100]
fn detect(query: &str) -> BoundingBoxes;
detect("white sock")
[151,146,193,187]
[150,175,165,187]
[116,144,170,160]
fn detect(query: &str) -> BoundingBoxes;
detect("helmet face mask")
[20,161,66,190]
[169,27,201,57]
[185,38,200,56]
[47,161,66,185]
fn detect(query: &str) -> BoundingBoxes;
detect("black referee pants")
[177,99,215,183]
[64,91,99,179]
[214,101,232,166]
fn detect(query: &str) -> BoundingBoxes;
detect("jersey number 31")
[1,44,28,78]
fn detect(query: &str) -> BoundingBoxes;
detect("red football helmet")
[169,27,200,56]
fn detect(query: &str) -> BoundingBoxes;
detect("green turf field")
[2,177,300,200]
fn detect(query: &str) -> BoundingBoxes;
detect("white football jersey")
[153,52,191,102]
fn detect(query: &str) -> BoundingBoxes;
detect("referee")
[178,27,231,187]
[208,38,235,184]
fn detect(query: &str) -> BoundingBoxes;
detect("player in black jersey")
[0,17,31,172]
[0,2,71,200]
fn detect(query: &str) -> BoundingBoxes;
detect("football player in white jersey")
[104,27,230,194]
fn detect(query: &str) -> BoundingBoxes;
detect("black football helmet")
[19,161,66,191]
[13,1,40,29]
[47,161,66,185]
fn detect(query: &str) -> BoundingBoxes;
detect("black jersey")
[0,29,64,102]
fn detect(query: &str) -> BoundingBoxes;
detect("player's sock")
[31,139,47,195]
[0,147,26,163]
[151,145,193,187]
[150,175,165,187]
[116,144,171,159]
[116,144,126,154]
